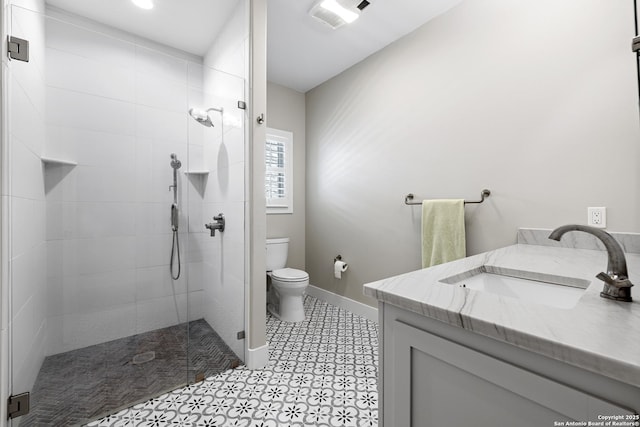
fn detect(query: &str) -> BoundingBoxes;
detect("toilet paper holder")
[333,255,348,280]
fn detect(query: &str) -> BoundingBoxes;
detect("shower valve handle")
[205,213,225,237]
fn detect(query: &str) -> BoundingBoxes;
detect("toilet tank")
[266,238,289,271]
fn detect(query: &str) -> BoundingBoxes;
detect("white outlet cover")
[588,207,606,228]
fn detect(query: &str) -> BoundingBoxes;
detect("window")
[265,128,293,214]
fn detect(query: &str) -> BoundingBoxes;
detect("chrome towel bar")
[404,189,491,205]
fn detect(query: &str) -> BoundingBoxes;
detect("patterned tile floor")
[87,296,379,426]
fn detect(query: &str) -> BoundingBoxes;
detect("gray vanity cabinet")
[380,303,640,427]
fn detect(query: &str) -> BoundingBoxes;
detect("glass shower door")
[186,62,247,381]
[4,5,245,425]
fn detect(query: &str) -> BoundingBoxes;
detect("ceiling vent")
[309,0,370,30]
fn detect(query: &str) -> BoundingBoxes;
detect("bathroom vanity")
[364,229,640,427]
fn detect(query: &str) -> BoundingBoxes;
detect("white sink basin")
[439,266,589,309]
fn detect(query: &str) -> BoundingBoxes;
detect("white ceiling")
[267,0,463,92]
[45,0,239,56]
[44,0,463,93]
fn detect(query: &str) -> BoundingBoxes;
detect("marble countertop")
[363,228,640,387]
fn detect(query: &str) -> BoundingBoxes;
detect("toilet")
[266,238,309,322]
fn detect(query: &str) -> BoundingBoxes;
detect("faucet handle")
[596,272,634,288]
[596,272,615,286]
[597,272,633,302]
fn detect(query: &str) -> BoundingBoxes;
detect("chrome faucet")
[548,224,633,302]
[205,213,225,237]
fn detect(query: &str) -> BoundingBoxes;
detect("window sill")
[267,206,293,215]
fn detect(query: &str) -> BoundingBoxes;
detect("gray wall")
[305,0,640,306]
[266,82,306,270]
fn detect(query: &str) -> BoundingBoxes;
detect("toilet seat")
[271,268,309,283]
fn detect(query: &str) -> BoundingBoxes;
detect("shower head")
[188,106,223,128]
[189,108,213,127]
[170,153,182,169]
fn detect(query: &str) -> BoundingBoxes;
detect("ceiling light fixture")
[309,0,369,29]
[320,0,358,23]
[132,0,154,10]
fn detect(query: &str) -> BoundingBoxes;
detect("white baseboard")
[306,285,378,323]
[245,343,269,370]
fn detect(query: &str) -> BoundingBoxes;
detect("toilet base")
[268,295,305,323]
[267,303,281,321]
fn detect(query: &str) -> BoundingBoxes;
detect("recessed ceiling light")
[132,0,154,10]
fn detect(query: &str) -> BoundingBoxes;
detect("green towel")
[422,199,466,268]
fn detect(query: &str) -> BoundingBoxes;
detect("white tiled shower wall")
[43,12,207,355]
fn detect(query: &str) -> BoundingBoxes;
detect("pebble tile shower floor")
[87,296,379,426]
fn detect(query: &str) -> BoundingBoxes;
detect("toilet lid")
[272,268,309,282]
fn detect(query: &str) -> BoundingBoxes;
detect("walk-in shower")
[4,2,248,424]
[170,153,182,280]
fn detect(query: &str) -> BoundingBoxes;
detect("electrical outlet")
[588,207,606,228]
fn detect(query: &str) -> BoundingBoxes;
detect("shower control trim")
[205,213,225,237]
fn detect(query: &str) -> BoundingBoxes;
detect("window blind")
[265,138,286,201]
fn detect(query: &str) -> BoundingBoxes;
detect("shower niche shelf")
[41,156,77,166]
[184,171,208,198]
